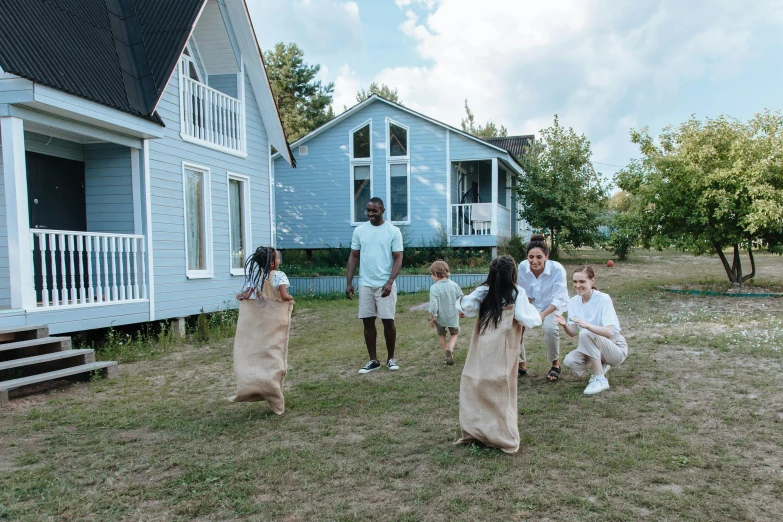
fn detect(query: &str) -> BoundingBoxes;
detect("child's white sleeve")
[272,271,290,289]
[514,286,543,328]
[456,286,488,318]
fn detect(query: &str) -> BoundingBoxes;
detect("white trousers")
[519,313,559,363]
[563,330,628,377]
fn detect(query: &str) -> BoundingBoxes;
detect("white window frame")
[349,118,373,226]
[181,41,205,83]
[385,118,411,225]
[227,172,252,276]
[182,162,214,279]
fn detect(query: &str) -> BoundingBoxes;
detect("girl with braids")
[454,255,541,453]
[229,246,294,414]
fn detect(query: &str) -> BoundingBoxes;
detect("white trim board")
[348,118,373,226]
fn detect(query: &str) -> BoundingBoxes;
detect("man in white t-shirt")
[346,198,404,374]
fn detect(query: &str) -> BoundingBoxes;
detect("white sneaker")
[584,375,609,395]
[387,358,400,371]
[602,364,611,375]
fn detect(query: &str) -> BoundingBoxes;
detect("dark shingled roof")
[0,0,206,124]
[484,135,535,161]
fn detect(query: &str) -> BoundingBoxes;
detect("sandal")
[546,366,561,382]
[518,367,527,377]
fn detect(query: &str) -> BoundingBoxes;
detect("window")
[498,167,508,208]
[180,43,203,82]
[228,173,251,276]
[350,120,373,224]
[389,123,408,157]
[386,119,410,223]
[182,164,213,278]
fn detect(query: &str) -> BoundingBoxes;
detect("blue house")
[272,95,532,253]
[0,0,294,334]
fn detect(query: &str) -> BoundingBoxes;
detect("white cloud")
[333,64,362,111]
[373,0,783,167]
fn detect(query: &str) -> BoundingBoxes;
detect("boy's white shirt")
[456,285,542,329]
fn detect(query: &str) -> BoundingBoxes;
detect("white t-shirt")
[517,259,569,313]
[455,285,542,329]
[271,271,290,289]
[566,290,621,334]
[350,221,403,287]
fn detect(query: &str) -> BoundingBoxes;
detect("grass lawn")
[1,250,782,521]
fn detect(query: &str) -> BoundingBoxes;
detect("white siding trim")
[178,132,249,158]
[385,118,411,225]
[269,145,275,248]
[131,147,143,234]
[491,158,499,236]
[349,119,373,226]
[143,140,155,320]
[181,162,214,279]
[227,172,252,276]
[446,129,451,243]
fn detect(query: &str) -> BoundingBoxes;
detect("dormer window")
[386,119,410,223]
[389,122,408,157]
[349,120,373,223]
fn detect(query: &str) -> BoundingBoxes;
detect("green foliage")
[513,115,609,258]
[264,42,334,141]
[603,191,640,260]
[501,234,528,263]
[355,82,402,105]
[618,111,783,283]
[195,308,210,344]
[460,100,507,139]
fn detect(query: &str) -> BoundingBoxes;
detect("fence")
[286,273,487,296]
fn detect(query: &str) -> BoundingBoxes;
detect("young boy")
[428,260,463,365]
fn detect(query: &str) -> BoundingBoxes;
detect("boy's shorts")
[358,284,397,319]
[434,322,460,336]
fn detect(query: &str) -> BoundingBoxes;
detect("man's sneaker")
[358,360,381,374]
[602,364,611,376]
[387,358,400,371]
[584,375,610,395]
[444,350,454,366]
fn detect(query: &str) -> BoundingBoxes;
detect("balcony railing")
[30,230,147,308]
[180,71,244,154]
[451,203,491,236]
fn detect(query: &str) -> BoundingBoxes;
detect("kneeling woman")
[455,255,542,454]
[556,266,627,395]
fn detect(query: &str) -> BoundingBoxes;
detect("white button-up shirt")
[517,259,569,313]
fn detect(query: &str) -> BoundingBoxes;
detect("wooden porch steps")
[0,325,117,408]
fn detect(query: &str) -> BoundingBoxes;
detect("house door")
[26,152,87,304]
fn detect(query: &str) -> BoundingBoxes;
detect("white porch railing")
[497,206,512,238]
[451,204,491,236]
[30,230,147,308]
[180,73,244,153]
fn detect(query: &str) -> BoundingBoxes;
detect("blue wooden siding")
[208,74,238,98]
[24,131,84,161]
[449,131,500,161]
[275,101,454,249]
[147,65,272,320]
[84,143,134,234]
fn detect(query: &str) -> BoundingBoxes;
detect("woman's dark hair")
[477,255,518,334]
[243,246,277,296]
[526,234,549,257]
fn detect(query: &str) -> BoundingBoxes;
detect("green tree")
[604,190,640,260]
[263,42,334,142]
[617,111,783,284]
[460,100,507,139]
[513,115,608,258]
[356,82,402,104]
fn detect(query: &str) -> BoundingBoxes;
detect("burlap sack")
[455,305,524,454]
[228,270,293,414]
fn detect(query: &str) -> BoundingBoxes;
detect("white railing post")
[58,234,68,304]
[48,234,59,306]
[76,235,86,304]
[85,236,94,302]
[110,237,118,301]
[67,234,76,305]
[117,237,126,301]
[124,237,132,299]
[37,233,49,307]
[131,238,140,299]
[102,236,110,301]
[140,238,147,299]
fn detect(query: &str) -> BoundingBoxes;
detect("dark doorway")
[26,152,87,304]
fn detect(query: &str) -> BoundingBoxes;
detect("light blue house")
[0,0,294,334]
[273,95,532,252]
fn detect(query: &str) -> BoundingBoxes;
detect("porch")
[449,158,529,247]
[1,115,152,330]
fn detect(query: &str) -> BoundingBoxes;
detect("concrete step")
[0,349,95,372]
[0,361,118,408]
[0,337,71,358]
[0,325,49,343]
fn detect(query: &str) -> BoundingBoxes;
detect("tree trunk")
[732,245,743,284]
[550,227,559,259]
[714,242,739,284]
[741,245,756,283]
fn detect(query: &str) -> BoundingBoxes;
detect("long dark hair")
[243,246,276,296]
[477,255,518,334]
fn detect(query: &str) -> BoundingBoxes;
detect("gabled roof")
[0,0,206,124]
[273,94,525,174]
[484,135,534,161]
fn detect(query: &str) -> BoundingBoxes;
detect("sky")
[248,0,783,183]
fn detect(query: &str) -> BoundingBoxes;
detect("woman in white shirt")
[555,265,628,395]
[517,234,570,382]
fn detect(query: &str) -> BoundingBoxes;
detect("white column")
[143,139,155,320]
[490,157,499,236]
[445,130,451,242]
[131,147,142,234]
[1,117,35,309]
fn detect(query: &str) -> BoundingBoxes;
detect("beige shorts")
[435,322,460,336]
[358,284,397,319]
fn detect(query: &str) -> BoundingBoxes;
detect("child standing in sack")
[454,255,541,453]
[229,246,294,414]
[427,260,463,365]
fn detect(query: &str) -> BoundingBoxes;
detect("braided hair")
[243,246,277,300]
[477,255,519,334]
